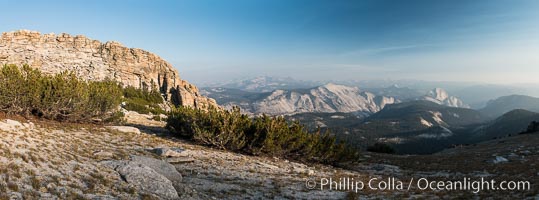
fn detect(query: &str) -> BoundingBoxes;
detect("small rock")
[46,183,57,191]
[116,162,179,199]
[55,187,68,198]
[520,150,531,155]
[0,119,24,132]
[492,156,508,164]
[22,122,35,129]
[84,194,117,200]
[105,126,140,134]
[292,167,305,174]
[152,147,188,157]
[9,192,22,200]
[166,157,195,164]
[91,118,103,123]
[130,155,183,183]
[370,164,401,174]
[256,161,279,170]
[4,119,23,127]
[292,167,314,175]
[93,150,114,160]
[39,193,54,199]
[102,155,183,200]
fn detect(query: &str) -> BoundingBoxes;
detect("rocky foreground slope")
[0,112,536,199]
[0,30,216,109]
[0,113,359,199]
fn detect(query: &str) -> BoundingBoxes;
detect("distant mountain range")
[365,84,423,100]
[479,95,539,118]
[349,101,485,143]
[202,76,539,109]
[204,83,399,115]
[368,100,484,130]
[203,76,320,93]
[204,77,539,155]
[339,100,539,154]
[288,97,539,154]
[471,109,539,141]
[203,83,469,115]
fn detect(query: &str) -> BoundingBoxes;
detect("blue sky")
[1,0,538,85]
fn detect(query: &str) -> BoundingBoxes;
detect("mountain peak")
[320,83,359,92]
[421,88,469,108]
[480,95,539,118]
[427,88,449,101]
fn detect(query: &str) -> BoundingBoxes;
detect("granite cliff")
[0,30,216,109]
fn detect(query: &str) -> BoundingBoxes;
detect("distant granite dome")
[0,30,216,109]
[421,88,469,108]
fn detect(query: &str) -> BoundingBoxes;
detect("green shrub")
[367,143,396,154]
[166,106,359,164]
[123,85,163,104]
[167,106,248,150]
[123,97,165,115]
[0,64,123,122]
[122,86,165,114]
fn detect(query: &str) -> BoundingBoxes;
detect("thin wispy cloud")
[1,0,538,84]
[340,44,436,57]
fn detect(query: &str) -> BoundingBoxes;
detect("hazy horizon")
[196,74,539,88]
[2,0,538,85]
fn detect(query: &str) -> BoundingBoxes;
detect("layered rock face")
[421,88,469,108]
[0,30,216,109]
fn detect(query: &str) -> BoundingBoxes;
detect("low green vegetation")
[0,64,168,122]
[367,143,396,154]
[122,85,165,115]
[166,106,359,164]
[0,64,123,122]
[1,64,358,164]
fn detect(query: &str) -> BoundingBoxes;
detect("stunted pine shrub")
[0,64,122,122]
[123,85,163,104]
[166,106,359,164]
[167,106,248,150]
[122,85,165,114]
[367,143,396,154]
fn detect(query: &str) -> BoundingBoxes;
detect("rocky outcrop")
[0,30,217,109]
[105,126,141,134]
[103,155,183,199]
[421,88,469,108]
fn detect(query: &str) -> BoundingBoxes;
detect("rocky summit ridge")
[243,83,399,115]
[422,88,469,108]
[0,30,216,109]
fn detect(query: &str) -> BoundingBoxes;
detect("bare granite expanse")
[0,111,537,199]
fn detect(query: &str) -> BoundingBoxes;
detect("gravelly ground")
[0,112,537,199]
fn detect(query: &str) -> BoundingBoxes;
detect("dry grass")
[0,115,172,198]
